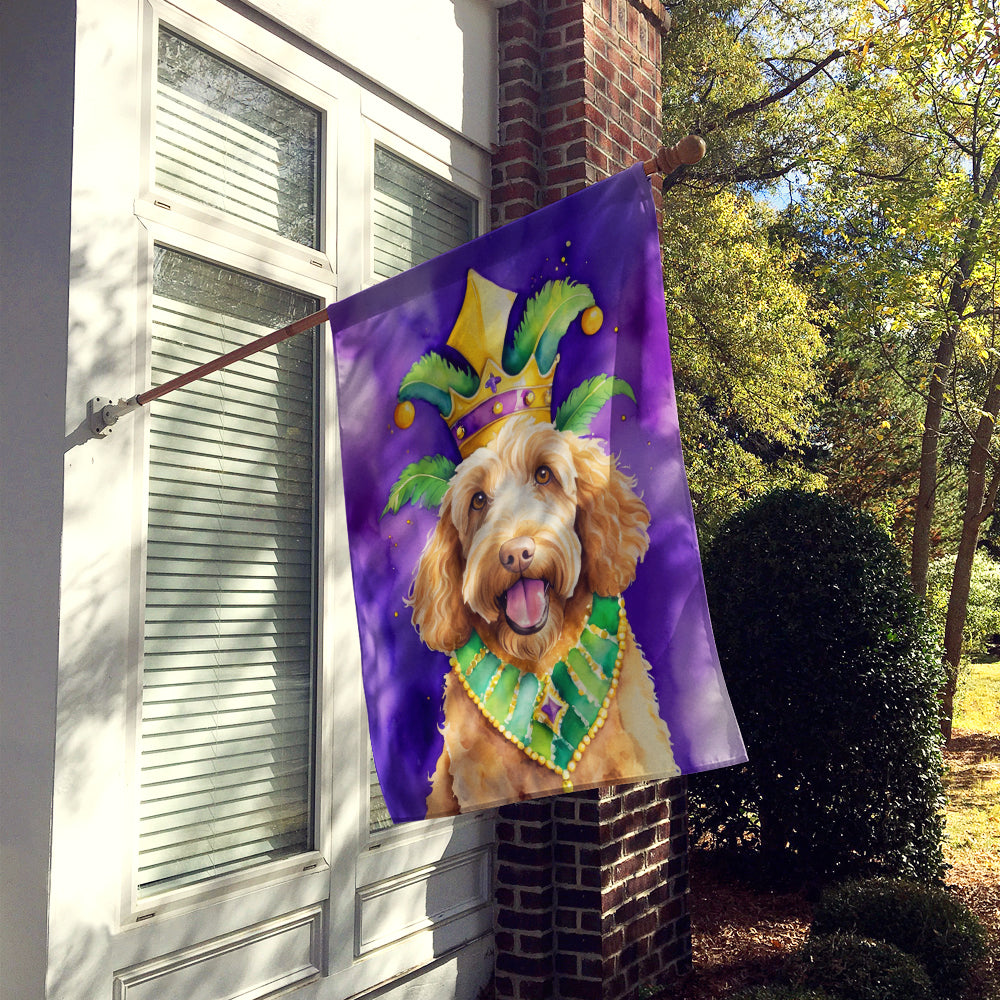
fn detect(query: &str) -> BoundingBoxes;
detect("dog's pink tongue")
[505,578,547,630]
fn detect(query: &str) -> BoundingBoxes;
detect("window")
[120,6,494,991]
[136,26,323,897]
[372,145,477,279]
[139,248,319,895]
[155,28,320,247]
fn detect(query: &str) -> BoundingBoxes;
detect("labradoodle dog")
[410,415,677,817]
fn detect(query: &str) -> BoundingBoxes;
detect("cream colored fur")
[409,416,678,816]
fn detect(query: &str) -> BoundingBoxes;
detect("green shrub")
[793,933,934,1000]
[693,489,946,882]
[811,878,988,998]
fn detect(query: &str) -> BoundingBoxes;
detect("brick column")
[492,0,668,227]
[491,4,691,998]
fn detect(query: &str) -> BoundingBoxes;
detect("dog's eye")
[534,465,553,486]
[470,491,487,511]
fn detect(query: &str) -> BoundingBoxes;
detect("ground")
[658,722,1000,999]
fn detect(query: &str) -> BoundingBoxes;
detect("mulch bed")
[656,734,1000,999]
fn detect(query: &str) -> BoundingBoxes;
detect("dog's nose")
[499,536,535,575]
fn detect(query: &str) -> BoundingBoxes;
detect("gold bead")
[581,306,603,336]
[492,400,503,414]
[393,400,415,429]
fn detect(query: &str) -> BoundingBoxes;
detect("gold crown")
[442,271,557,457]
[394,269,603,462]
[445,354,555,458]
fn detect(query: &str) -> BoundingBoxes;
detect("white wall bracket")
[87,396,140,438]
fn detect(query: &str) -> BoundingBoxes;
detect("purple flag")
[330,164,746,821]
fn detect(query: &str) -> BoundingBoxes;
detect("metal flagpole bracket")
[88,395,141,438]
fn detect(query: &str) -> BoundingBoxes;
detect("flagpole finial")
[643,135,706,176]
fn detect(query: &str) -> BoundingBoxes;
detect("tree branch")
[702,49,847,133]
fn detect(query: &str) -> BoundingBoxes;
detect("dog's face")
[409,416,650,662]
[443,419,583,660]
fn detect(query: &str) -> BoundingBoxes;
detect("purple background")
[330,165,746,822]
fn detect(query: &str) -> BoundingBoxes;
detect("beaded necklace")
[449,593,626,791]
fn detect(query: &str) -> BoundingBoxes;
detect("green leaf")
[382,454,457,517]
[506,280,595,374]
[554,375,636,434]
[399,353,477,416]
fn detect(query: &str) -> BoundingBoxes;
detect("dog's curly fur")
[410,416,678,816]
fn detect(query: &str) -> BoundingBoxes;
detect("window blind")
[138,248,319,895]
[372,146,477,280]
[368,147,478,832]
[156,28,320,248]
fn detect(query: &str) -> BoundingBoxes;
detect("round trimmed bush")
[693,489,946,881]
[794,933,934,1000]
[812,878,988,998]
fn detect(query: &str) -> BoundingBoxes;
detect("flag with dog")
[330,163,746,821]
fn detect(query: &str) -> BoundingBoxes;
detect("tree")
[661,188,825,538]
[661,0,853,195]
[801,0,1000,736]
[659,1,846,538]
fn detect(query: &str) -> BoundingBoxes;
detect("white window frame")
[112,0,495,991]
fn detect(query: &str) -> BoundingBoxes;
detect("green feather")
[399,353,478,415]
[554,375,636,434]
[382,454,457,517]
[506,280,596,374]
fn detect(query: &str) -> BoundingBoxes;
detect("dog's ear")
[569,434,650,597]
[409,495,474,653]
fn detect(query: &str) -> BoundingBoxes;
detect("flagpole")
[88,136,705,437]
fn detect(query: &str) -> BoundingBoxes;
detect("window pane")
[369,149,478,832]
[139,247,318,895]
[156,28,320,248]
[372,146,477,279]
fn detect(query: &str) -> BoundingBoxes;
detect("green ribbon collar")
[450,594,626,790]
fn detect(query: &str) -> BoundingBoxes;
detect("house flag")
[330,164,746,822]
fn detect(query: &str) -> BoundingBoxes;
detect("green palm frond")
[554,375,635,434]
[505,280,595,374]
[382,454,457,517]
[399,352,478,415]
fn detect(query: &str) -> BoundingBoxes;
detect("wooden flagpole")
[88,136,705,437]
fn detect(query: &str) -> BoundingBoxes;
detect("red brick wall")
[490,8,690,998]
[492,0,668,226]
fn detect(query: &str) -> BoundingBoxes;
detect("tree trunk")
[940,376,1000,741]
[910,328,956,598]
[910,160,1000,596]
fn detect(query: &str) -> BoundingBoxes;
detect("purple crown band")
[449,387,548,444]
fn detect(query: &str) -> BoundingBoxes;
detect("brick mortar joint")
[622,0,670,31]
